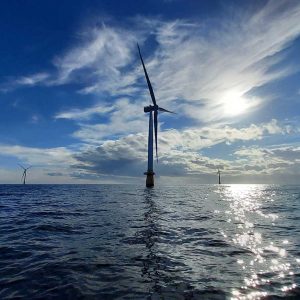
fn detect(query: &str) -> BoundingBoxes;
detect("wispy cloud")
[52,24,138,92]
[144,1,300,121]
[57,9,300,141]
[15,72,50,86]
[4,1,300,125]
[0,72,50,92]
[55,103,115,121]
[30,114,40,124]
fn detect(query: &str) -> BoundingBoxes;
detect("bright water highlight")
[0,184,299,299]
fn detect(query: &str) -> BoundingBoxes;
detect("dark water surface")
[0,184,299,299]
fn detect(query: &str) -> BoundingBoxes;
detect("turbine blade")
[137,43,157,106]
[154,110,158,163]
[158,107,176,114]
[18,164,25,170]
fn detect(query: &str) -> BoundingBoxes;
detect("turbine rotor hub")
[144,105,158,113]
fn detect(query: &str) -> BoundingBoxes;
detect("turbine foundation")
[144,171,155,187]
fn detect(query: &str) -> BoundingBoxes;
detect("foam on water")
[0,184,299,299]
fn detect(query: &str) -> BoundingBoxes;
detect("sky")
[0,0,300,184]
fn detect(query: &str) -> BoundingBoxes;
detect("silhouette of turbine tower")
[19,164,31,184]
[217,169,221,185]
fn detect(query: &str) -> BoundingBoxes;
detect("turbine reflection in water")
[141,188,161,292]
[215,184,299,299]
[139,188,197,298]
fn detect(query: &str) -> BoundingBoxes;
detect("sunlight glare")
[221,89,258,117]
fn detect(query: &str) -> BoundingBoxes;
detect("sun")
[221,89,256,117]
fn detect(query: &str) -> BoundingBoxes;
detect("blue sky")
[0,0,300,184]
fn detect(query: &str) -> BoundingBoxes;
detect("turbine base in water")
[144,171,155,187]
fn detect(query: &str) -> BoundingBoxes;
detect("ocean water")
[0,184,299,299]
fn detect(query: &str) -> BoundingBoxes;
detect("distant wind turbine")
[19,164,31,185]
[137,43,175,187]
[217,169,221,185]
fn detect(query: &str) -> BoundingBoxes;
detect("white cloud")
[157,119,286,152]
[60,1,300,126]
[71,98,148,143]
[30,114,40,124]
[145,2,300,121]
[0,72,50,92]
[52,24,138,93]
[0,144,77,166]
[0,144,83,183]
[234,144,300,175]
[0,118,297,183]
[55,103,115,121]
[74,119,292,177]
[4,1,300,125]
[15,72,50,86]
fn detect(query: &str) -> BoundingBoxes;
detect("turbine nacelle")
[144,105,157,113]
[144,105,175,114]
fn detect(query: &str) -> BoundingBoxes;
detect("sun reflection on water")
[215,184,299,299]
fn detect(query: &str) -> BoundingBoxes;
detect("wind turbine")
[19,164,31,185]
[137,43,174,187]
[217,169,221,185]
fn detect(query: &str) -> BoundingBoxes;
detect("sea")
[0,184,299,299]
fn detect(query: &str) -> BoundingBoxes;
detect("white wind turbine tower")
[137,44,175,187]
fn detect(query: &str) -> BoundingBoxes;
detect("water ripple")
[0,184,299,299]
